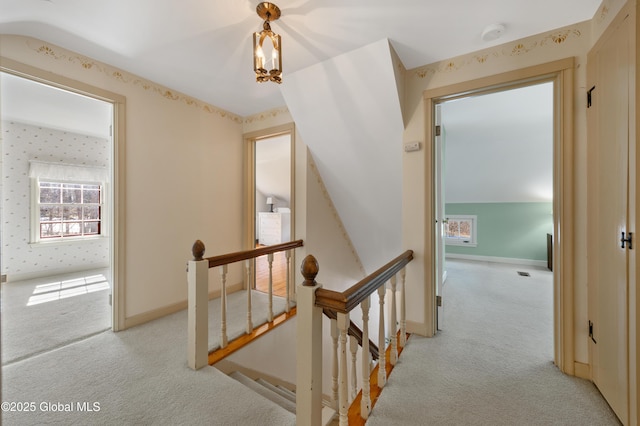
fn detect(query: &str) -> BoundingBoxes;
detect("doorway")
[0,71,114,363]
[436,82,554,333]
[0,58,126,341]
[244,124,295,298]
[424,58,575,373]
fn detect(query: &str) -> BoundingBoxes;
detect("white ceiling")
[0,71,112,138]
[0,0,601,117]
[442,82,554,203]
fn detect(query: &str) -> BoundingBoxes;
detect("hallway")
[368,259,620,425]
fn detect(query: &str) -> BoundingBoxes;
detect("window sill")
[29,236,108,248]
[445,241,477,248]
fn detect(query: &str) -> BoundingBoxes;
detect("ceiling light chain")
[253,2,282,84]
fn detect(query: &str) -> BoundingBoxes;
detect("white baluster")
[400,267,407,348]
[350,334,358,402]
[331,317,339,409]
[245,260,253,334]
[285,250,291,313]
[377,285,386,388]
[337,312,350,426]
[220,264,228,348]
[361,297,371,419]
[267,253,274,322]
[390,275,398,366]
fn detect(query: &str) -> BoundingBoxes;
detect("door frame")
[0,57,127,331]
[434,103,445,331]
[423,58,575,374]
[243,123,296,292]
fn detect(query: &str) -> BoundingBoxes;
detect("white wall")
[1,121,110,279]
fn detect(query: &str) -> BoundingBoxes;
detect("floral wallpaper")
[1,120,109,279]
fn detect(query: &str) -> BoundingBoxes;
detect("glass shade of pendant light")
[253,2,282,83]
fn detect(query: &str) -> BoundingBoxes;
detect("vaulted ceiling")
[1,0,600,116]
[0,1,600,273]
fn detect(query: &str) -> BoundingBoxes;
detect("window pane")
[459,220,471,239]
[63,206,81,220]
[64,222,82,236]
[83,187,100,203]
[40,183,61,203]
[84,222,99,234]
[62,185,82,203]
[41,222,62,238]
[83,206,100,220]
[447,221,459,237]
[40,205,62,221]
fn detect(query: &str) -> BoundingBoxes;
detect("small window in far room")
[444,215,477,247]
[37,181,102,240]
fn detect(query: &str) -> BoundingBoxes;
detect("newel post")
[296,255,323,426]
[187,240,209,370]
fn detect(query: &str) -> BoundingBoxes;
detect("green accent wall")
[445,202,553,261]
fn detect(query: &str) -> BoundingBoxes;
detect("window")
[444,215,477,247]
[37,181,102,239]
[29,161,108,244]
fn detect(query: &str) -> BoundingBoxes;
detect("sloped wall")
[281,39,405,275]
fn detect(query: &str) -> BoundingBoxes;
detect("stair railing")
[187,239,303,370]
[296,250,413,425]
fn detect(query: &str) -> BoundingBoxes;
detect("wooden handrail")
[192,239,304,268]
[323,308,379,360]
[314,250,413,314]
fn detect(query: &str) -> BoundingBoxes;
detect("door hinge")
[435,125,441,136]
[589,320,597,343]
[109,293,113,306]
[436,295,442,306]
[587,86,595,108]
[621,231,633,249]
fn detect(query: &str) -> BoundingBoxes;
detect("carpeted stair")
[229,371,337,424]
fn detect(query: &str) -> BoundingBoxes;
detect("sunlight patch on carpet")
[27,273,109,306]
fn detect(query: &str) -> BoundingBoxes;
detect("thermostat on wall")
[404,141,421,152]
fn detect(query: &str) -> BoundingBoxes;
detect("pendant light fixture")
[253,2,282,83]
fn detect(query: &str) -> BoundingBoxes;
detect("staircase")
[187,241,414,424]
[226,370,337,425]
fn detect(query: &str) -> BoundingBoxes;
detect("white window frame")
[444,214,477,247]
[29,161,109,245]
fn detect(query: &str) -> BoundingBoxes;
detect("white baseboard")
[3,263,110,283]
[445,253,548,268]
[124,282,243,329]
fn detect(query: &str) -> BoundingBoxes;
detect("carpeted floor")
[1,290,295,425]
[1,269,111,365]
[366,259,621,425]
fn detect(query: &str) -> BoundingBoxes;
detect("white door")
[587,12,631,425]
[434,104,446,330]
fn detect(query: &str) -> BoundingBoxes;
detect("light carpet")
[2,290,295,425]
[1,269,111,365]
[367,259,621,425]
